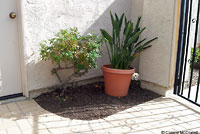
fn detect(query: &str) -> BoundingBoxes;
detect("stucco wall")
[130,0,144,71]
[139,0,176,89]
[22,0,132,91]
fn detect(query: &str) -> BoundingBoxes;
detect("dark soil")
[35,81,161,120]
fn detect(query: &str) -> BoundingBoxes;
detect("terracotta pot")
[101,64,135,97]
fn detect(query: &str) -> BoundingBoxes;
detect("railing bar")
[181,0,193,95]
[195,69,200,102]
[188,0,200,98]
[174,0,187,94]
[177,0,190,95]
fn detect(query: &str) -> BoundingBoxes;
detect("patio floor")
[0,96,200,134]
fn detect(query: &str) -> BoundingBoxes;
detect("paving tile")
[78,124,93,133]
[119,112,136,119]
[16,100,38,109]
[164,102,179,107]
[149,128,163,134]
[127,129,153,134]
[0,105,9,114]
[89,120,105,131]
[103,119,126,128]
[0,98,200,134]
[130,124,146,131]
[48,127,69,134]
[16,118,32,130]
[0,130,8,134]
[43,120,70,128]
[148,108,168,115]
[118,108,134,113]
[178,123,193,129]
[172,125,186,131]
[37,129,52,134]
[93,129,108,134]
[180,114,200,122]
[107,126,132,133]
[98,120,114,130]
[7,103,19,112]
[22,128,51,134]
[31,122,47,130]
[63,120,83,133]
[38,114,63,123]
[6,126,22,134]
[130,111,145,117]
[0,119,18,130]
[21,105,41,113]
[25,109,48,117]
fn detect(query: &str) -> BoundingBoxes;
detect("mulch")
[34,81,161,120]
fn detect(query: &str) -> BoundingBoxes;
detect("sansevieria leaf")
[100,11,158,69]
[100,29,113,45]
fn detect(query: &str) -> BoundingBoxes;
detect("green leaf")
[100,29,113,45]
[135,17,141,31]
[119,13,125,31]
[137,37,158,50]
[127,27,146,46]
[99,12,158,69]
[134,38,147,49]
[114,19,120,38]
[124,23,133,38]
[110,11,115,28]
[115,13,119,22]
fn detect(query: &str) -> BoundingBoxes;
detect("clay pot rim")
[101,64,135,74]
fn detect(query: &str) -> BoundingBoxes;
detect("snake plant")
[100,11,158,70]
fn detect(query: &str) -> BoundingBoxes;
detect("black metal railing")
[174,0,200,107]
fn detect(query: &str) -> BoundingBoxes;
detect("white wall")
[138,0,177,95]
[21,0,179,95]
[22,0,132,91]
[131,0,144,71]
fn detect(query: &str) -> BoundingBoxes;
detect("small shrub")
[40,27,104,83]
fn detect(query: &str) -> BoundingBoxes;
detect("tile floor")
[0,96,200,134]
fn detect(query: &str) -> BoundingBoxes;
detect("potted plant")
[40,28,104,86]
[100,12,157,97]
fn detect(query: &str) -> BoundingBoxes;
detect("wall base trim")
[29,76,104,98]
[141,80,173,96]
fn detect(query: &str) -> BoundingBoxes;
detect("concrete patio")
[0,96,200,134]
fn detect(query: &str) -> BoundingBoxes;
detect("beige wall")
[130,0,144,71]
[21,0,179,95]
[22,0,133,91]
[138,0,178,95]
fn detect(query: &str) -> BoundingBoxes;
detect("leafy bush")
[191,47,200,64]
[40,28,104,82]
[100,12,157,70]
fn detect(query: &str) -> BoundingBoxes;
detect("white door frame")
[16,0,29,97]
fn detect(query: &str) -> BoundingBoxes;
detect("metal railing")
[174,0,200,107]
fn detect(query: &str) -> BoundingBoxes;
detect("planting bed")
[35,81,161,120]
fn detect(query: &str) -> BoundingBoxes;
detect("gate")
[174,0,200,106]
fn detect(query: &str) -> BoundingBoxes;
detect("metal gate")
[174,0,200,106]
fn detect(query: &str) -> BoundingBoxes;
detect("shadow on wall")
[79,0,133,81]
[26,0,133,91]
